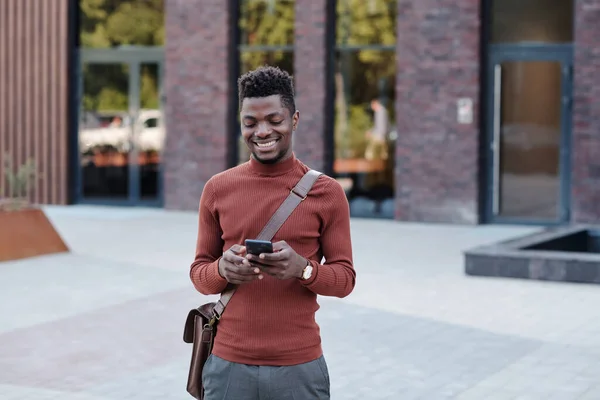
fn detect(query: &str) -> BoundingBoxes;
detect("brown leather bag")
[183,169,322,399]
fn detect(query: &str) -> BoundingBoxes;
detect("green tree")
[336,0,396,86]
[79,0,164,112]
[336,0,397,47]
[82,64,129,112]
[80,0,165,48]
[239,0,295,73]
[335,0,397,160]
[140,64,160,109]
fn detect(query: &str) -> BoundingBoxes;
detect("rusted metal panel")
[0,0,71,205]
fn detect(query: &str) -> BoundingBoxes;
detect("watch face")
[303,265,313,280]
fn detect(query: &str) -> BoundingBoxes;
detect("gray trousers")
[202,354,331,400]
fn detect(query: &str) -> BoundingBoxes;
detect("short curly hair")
[238,65,296,116]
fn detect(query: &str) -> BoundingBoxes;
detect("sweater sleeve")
[300,179,356,298]
[190,179,228,295]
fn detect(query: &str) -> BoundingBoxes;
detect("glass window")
[336,0,397,47]
[79,63,131,199]
[237,0,295,165]
[240,0,295,48]
[491,0,573,44]
[79,0,165,48]
[144,117,159,129]
[334,0,396,219]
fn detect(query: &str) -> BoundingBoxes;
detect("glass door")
[77,49,164,206]
[486,46,573,223]
[79,62,133,201]
[136,62,164,202]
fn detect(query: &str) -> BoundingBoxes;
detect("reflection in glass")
[335,0,396,219]
[240,0,295,46]
[333,51,396,219]
[138,63,163,200]
[496,61,562,219]
[336,0,397,47]
[491,0,573,43]
[79,63,130,198]
[237,0,295,165]
[240,51,294,77]
[79,0,165,48]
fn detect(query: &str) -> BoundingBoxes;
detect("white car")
[79,109,165,153]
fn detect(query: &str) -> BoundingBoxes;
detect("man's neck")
[248,152,297,176]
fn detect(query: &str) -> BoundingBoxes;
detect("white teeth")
[256,140,276,148]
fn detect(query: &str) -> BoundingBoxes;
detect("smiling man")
[189,66,356,399]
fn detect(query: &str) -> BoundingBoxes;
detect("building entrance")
[483,0,574,224]
[485,45,573,223]
[76,47,165,206]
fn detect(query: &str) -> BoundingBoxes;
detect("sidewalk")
[1,205,600,399]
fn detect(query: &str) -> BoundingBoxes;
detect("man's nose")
[255,123,271,138]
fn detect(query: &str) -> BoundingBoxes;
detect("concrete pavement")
[1,205,600,399]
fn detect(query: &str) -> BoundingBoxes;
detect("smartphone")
[245,239,273,256]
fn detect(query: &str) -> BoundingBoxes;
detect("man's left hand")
[246,240,307,280]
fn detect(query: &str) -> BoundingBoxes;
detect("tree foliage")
[80,0,164,112]
[239,0,295,74]
[335,0,397,160]
[337,0,397,47]
[80,0,397,163]
[236,0,397,161]
[80,0,164,48]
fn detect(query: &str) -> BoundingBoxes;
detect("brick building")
[1,0,599,225]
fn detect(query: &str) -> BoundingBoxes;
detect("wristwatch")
[300,260,313,280]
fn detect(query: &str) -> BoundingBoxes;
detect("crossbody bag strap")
[212,169,322,318]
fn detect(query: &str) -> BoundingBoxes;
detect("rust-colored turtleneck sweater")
[190,153,355,366]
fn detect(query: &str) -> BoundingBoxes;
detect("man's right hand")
[218,244,263,284]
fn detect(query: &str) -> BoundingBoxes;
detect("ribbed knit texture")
[190,153,355,366]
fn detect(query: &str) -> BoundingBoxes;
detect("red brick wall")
[162,0,599,226]
[163,0,231,211]
[395,0,482,224]
[572,0,600,223]
[293,0,327,172]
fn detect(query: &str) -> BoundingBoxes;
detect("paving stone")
[0,206,600,399]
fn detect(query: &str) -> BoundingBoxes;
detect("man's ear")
[292,110,300,131]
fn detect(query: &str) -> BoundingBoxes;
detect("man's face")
[240,94,299,164]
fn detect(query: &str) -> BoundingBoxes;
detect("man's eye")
[244,123,255,128]
[271,121,283,125]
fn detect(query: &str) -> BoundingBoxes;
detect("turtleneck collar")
[248,152,298,176]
